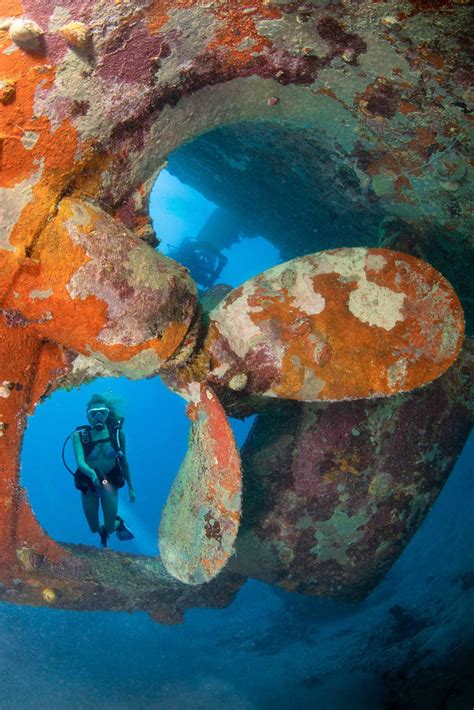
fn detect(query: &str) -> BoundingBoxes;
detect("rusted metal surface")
[204,248,464,401]
[231,340,473,600]
[0,0,471,613]
[159,383,241,585]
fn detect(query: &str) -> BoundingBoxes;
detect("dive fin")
[115,516,134,541]
[159,383,241,585]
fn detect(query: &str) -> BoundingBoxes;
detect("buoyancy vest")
[78,419,124,459]
[62,418,125,476]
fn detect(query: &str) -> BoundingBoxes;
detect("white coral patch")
[49,6,71,31]
[67,270,136,344]
[186,381,202,404]
[64,200,93,229]
[366,254,386,271]
[211,285,263,358]
[0,381,11,398]
[299,370,325,400]
[29,288,53,301]
[87,347,163,379]
[9,19,44,46]
[0,18,15,31]
[254,249,367,284]
[312,248,368,280]
[70,353,114,379]
[155,7,221,87]
[290,268,325,315]
[386,359,408,390]
[0,162,43,252]
[229,373,248,391]
[348,279,405,330]
[34,48,148,144]
[20,131,39,151]
[209,363,231,379]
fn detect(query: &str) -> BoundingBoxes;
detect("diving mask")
[88,406,110,430]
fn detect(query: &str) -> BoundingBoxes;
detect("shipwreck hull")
[0,0,472,616]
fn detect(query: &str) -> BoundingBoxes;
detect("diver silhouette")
[169,238,228,289]
[70,394,136,548]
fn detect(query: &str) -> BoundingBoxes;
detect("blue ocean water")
[3,172,473,708]
[149,169,281,288]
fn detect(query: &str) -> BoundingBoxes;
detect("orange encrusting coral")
[209,3,280,65]
[0,33,78,220]
[0,17,80,314]
[2,198,197,373]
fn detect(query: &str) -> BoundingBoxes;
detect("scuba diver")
[168,238,228,289]
[69,394,136,548]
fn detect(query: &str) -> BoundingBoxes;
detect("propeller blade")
[205,248,464,401]
[159,384,241,585]
[2,197,197,377]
